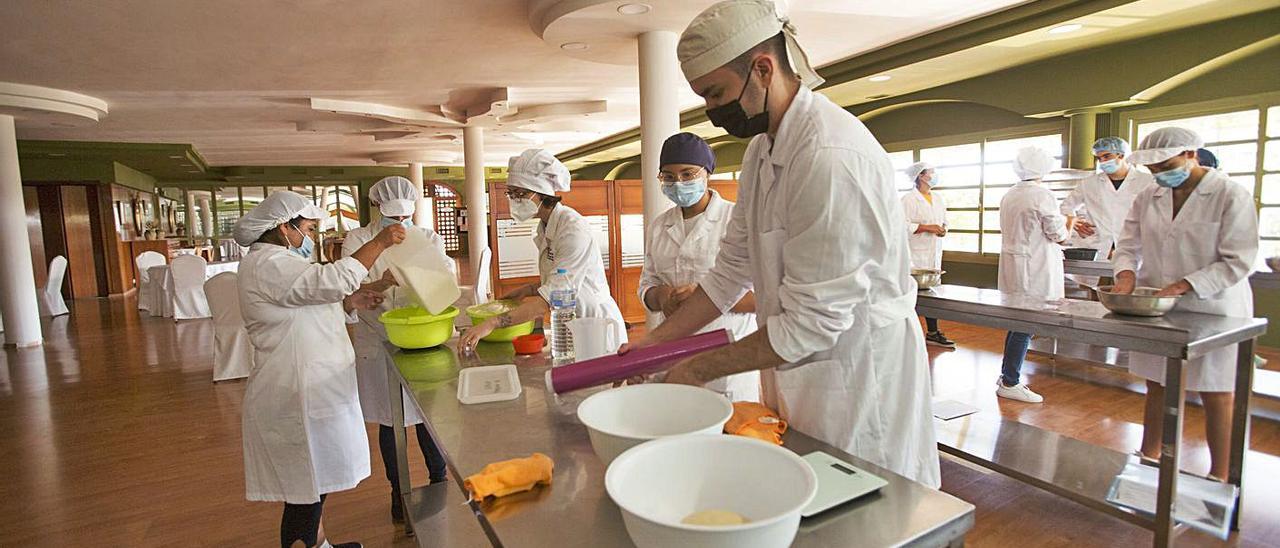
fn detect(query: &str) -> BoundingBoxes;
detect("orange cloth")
[464,453,555,501]
[724,402,787,445]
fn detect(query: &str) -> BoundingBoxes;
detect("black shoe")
[331,543,362,548]
[925,331,955,348]
[391,490,404,523]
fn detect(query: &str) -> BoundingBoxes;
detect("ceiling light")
[186,170,200,174]
[560,42,589,51]
[1049,23,1082,34]
[168,155,185,159]
[617,3,651,15]
[868,75,892,82]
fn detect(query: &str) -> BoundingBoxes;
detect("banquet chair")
[453,246,493,329]
[135,251,167,312]
[38,256,70,317]
[204,272,253,382]
[170,254,211,320]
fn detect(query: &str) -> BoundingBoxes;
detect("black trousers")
[925,317,939,333]
[281,494,325,548]
[378,423,448,490]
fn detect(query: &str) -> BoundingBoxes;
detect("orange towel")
[464,453,555,501]
[724,402,787,445]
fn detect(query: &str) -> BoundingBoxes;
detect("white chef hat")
[233,191,327,247]
[1013,147,1057,181]
[678,0,824,89]
[905,161,934,183]
[507,149,571,195]
[1127,127,1204,166]
[369,176,418,217]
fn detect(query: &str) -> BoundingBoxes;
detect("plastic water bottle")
[548,268,577,361]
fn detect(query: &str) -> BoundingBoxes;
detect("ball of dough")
[681,509,750,526]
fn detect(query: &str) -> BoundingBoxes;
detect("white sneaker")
[996,380,1044,403]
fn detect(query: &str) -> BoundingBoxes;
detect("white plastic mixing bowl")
[605,435,818,548]
[576,384,733,465]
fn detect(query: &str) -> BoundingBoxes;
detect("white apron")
[239,244,372,503]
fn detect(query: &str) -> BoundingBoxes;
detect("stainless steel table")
[917,285,1267,546]
[1063,259,1280,291]
[385,340,975,547]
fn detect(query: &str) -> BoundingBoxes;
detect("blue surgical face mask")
[1153,162,1191,188]
[287,223,314,259]
[380,217,412,229]
[1098,158,1122,175]
[662,177,708,208]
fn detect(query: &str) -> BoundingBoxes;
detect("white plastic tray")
[457,364,523,405]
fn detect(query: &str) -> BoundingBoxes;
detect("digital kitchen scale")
[800,451,888,518]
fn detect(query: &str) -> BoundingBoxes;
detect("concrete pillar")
[1066,109,1103,170]
[0,115,43,347]
[638,31,681,229]
[463,126,488,275]
[408,162,429,227]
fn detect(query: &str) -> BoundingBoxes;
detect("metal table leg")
[387,354,413,536]
[1228,338,1254,531]
[1153,356,1185,548]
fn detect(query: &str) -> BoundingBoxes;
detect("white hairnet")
[678,0,824,89]
[1127,127,1204,165]
[369,176,418,217]
[233,191,326,247]
[905,161,934,183]
[1013,147,1057,181]
[507,149,571,196]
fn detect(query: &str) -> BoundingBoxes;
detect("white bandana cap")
[507,149,571,195]
[233,191,326,247]
[1127,127,1204,165]
[678,0,824,89]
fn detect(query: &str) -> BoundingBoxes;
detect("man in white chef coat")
[1059,137,1154,286]
[628,0,940,487]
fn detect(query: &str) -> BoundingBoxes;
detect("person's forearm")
[682,326,786,384]
[495,296,549,327]
[350,239,389,270]
[643,285,669,312]
[502,284,537,300]
[729,291,755,313]
[647,287,722,343]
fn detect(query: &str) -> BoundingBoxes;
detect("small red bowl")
[512,333,546,355]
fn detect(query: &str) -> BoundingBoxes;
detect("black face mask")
[705,67,770,139]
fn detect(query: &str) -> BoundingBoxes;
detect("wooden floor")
[0,297,1276,547]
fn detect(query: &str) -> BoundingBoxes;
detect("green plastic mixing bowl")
[465,300,535,342]
[379,306,460,349]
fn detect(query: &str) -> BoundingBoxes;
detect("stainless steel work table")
[384,340,975,547]
[1063,259,1280,290]
[916,284,1267,546]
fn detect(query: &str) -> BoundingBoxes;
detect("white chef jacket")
[239,243,371,503]
[901,189,948,270]
[1060,167,1156,255]
[697,85,940,488]
[638,190,759,402]
[1113,169,1258,391]
[998,181,1069,300]
[342,223,455,426]
[535,205,627,343]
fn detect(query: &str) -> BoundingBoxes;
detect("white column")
[463,126,488,275]
[638,31,681,328]
[408,162,429,227]
[0,115,43,347]
[197,197,213,239]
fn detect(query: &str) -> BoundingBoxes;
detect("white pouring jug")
[381,229,460,315]
[567,317,623,362]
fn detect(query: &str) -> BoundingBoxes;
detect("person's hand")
[934,225,948,237]
[458,318,497,355]
[1068,216,1095,238]
[662,284,698,317]
[375,223,407,248]
[662,356,706,387]
[1112,271,1136,295]
[1155,279,1192,297]
[345,288,385,311]
[365,270,398,293]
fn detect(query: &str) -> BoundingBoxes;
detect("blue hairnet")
[659,132,716,174]
[1091,136,1130,156]
[1196,148,1219,169]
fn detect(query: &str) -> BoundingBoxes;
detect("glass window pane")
[933,188,980,208]
[1265,139,1280,171]
[1260,207,1280,241]
[986,135,1064,162]
[1137,110,1259,143]
[620,214,645,268]
[982,209,1001,230]
[216,188,241,235]
[982,233,1003,254]
[947,211,979,231]
[1200,142,1256,173]
[920,143,981,167]
[1260,239,1280,270]
[934,165,982,189]
[1269,106,1280,138]
[1227,175,1256,197]
[942,232,979,253]
[983,162,1020,186]
[887,150,915,170]
[240,186,266,209]
[983,185,1012,207]
[1261,174,1280,205]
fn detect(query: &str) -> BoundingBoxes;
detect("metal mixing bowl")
[1063,247,1101,261]
[910,268,944,289]
[1096,286,1180,317]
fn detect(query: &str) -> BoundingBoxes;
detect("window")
[1131,105,1278,265]
[891,132,1065,255]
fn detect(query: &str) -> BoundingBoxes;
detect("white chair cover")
[38,256,70,317]
[170,255,211,320]
[204,272,253,381]
[474,246,493,305]
[147,265,173,318]
[135,251,167,311]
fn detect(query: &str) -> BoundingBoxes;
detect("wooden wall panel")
[710,180,739,202]
[23,187,47,288]
[616,180,645,213]
[60,186,99,298]
[37,186,65,272]
[558,181,610,216]
[618,268,646,324]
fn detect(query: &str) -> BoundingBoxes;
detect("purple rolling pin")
[545,329,734,394]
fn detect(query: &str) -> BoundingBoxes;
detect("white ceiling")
[0,0,1025,170]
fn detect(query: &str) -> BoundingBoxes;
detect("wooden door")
[22,187,47,289]
[60,186,99,298]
